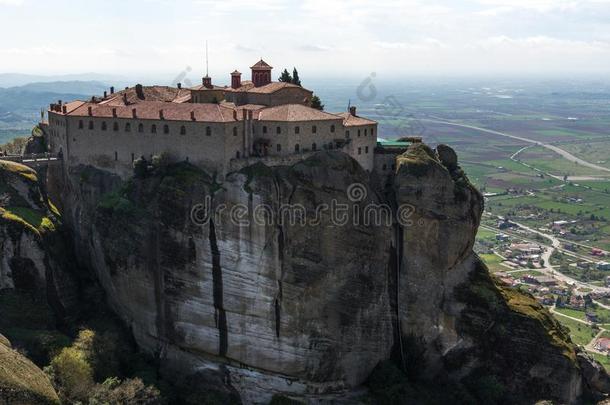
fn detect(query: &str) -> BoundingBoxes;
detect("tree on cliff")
[278,69,292,83]
[311,95,324,111]
[292,68,301,86]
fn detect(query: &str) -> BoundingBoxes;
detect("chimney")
[202,76,212,89]
[112,108,117,118]
[177,83,182,89]
[110,86,115,94]
[132,108,137,118]
[104,91,107,98]
[123,93,128,104]
[159,109,164,120]
[58,100,62,105]
[62,105,67,114]
[88,106,93,116]
[349,106,357,116]
[231,70,242,89]
[191,111,196,121]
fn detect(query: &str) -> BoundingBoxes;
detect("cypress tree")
[278,69,292,82]
[292,68,301,86]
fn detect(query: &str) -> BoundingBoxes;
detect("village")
[476,213,610,362]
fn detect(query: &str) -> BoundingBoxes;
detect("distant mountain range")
[0,73,126,88]
[0,80,114,131]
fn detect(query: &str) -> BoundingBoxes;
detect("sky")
[1,0,610,82]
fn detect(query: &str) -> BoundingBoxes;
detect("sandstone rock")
[0,337,60,405]
[436,144,458,171]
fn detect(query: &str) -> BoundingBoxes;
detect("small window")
[236,151,240,159]
[113,122,119,131]
[277,144,281,152]
[371,127,375,136]
[151,124,157,134]
[276,126,281,134]
[114,151,118,161]
[138,123,144,133]
[295,144,300,153]
[328,143,333,150]
[295,126,300,134]
[358,147,362,155]
[131,153,135,162]
[358,130,361,137]
[365,129,368,136]
[125,123,131,132]
[78,120,83,129]
[392,164,396,170]
[263,126,267,134]
[233,127,237,136]
[382,164,387,171]
[88,121,94,130]
[180,126,186,135]
[101,122,107,131]
[346,130,350,138]
[330,125,335,133]
[365,146,369,153]
[206,126,211,136]
[312,125,317,134]
[312,142,317,151]
[164,125,169,134]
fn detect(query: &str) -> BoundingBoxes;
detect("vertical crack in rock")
[274,223,285,339]
[394,220,406,371]
[150,222,167,345]
[209,218,228,357]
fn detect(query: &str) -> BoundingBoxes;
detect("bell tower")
[250,59,272,87]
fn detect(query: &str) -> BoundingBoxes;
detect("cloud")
[0,0,23,5]
[297,45,333,52]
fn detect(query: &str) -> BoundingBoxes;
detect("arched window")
[346,130,350,138]
[312,143,317,151]
[151,124,157,134]
[113,122,119,131]
[358,147,362,155]
[365,146,369,153]
[276,126,281,134]
[365,129,368,136]
[180,126,186,135]
[164,125,170,134]
[101,122,107,131]
[263,126,267,134]
[138,123,143,133]
[277,144,281,152]
[206,126,211,136]
[125,123,131,132]
[295,126,300,134]
[312,125,317,134]
[295,144,300,153]
[88,121,94,130]
[236,151,240,159]
[78,120,83,129]
[330,124,335,133]
[233,127,237,136]
[358,129,361,137]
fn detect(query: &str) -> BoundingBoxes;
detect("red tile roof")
[250,59,273,70]
[335,112,377,127]
[257,104,343,122]
[66,101,238,123]
[100,86,192,106]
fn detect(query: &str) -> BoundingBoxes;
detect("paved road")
[422,119,610,175]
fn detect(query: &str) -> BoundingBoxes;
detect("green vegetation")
[552,315,596,346]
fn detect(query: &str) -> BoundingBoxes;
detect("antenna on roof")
[205,40,209,77]
[347,99,351,111]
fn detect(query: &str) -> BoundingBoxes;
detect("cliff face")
[0,161,79,318]
[46,146,610,404]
